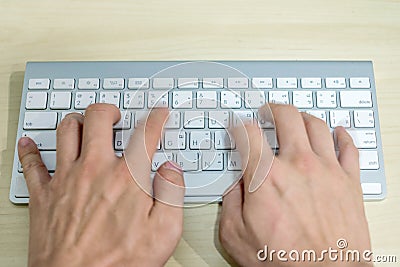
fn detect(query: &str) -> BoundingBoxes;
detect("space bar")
[184,171,242,196]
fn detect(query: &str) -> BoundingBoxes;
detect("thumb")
[150,161,185,235]
[17,137,51,197]
[152,161,185,208]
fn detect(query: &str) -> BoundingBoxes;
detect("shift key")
[18,151,56,172]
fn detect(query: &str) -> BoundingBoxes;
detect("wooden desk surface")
[1,0,399,266]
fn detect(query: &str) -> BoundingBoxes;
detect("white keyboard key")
[196,91,217,108]
[53,79,74,89]
[100,92,120,107]
[113,111,132,130]
[177,152,199,171]
[209,111,230,129]
[26,91,47,109]
[214,130,235,149]
[340,91,372,108]
[78,78,99,89]
[354,110,374,128]
[233,110,254,126]
[245,91,266,109]
[164,131,186,149]
[252,77,273,89]
[103,78,124,89]
[203,78,224,88]
[123,91,145,109]
[152,152,174,171]
[148,91,169,108]
[184,111,205,129]
[165,111,181,129]
[75,91,96,109]
[277,78,297,88]
[326,77,346,88]
[330,110,350,128]
[22,131,56,150]
[306,110,327,123]
[153,78,174,89]
[202,151,224,171]
[317,91,337,108]
[134,111,148,127]
[178,78,199,89]
[50,92,71,109]
[228,77,248,89]
[221,91,241,108]
[114,130,132,150]
[347,130,377,148]
[15,176,29,198]
[227,152,241,171]
[128,78,150,89]
[301,77,322,88]
[269,91,289,104]
[359,151,379,170]
[40,151,57,171]
[350,77,370,89]
[293,91,313,108]
[361,182,382,194]
[172,91,193,108]
[190,131,211,149]
[28,79,50,89]
[24,112,57,129]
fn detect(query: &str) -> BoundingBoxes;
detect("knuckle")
[305,113,327,129]
[76,156,100,177]
[292,152,318,173]
[20,152,47,174]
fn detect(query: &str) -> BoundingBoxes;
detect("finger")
[221,181,244,231]
[230,121,274,195]
[124,108,169,194]
[151,161,185,221]
[335,126,360,179]
[301,112,336,159]
[18,137,51,196]
[260,103,312,157]
[56,113,84,171]
[81,103,121,158]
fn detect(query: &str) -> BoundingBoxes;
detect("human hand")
[18,104,185,267]
[219,104,372,266]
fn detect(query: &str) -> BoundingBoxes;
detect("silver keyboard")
[10,61,386,204]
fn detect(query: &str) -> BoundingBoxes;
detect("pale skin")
[18,103,372,267]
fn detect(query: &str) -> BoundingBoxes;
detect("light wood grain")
[1,0,399,266]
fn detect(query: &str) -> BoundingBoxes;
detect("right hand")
[219,104,372,266]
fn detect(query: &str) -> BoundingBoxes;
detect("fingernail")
[163,161,183,175]
[19,137,32,147]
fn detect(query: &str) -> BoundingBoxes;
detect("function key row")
[28,77,371,90]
